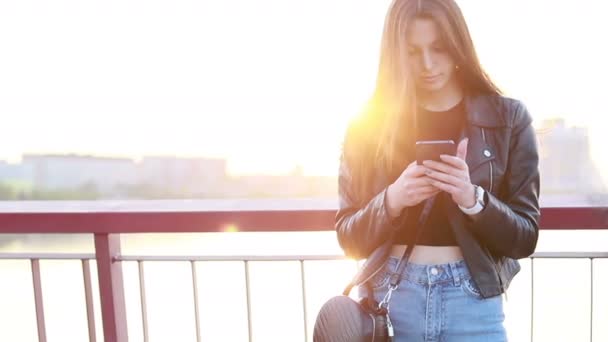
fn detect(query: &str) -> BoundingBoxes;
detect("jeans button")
[430,267,439,275]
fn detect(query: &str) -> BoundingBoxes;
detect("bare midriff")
[390,244,464,264]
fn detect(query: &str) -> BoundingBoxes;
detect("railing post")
[95,233,128,342]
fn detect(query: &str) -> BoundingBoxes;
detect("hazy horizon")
[1,0,607,178]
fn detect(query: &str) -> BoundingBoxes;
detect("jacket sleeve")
[335,141,403,260]
[468,101,540,259]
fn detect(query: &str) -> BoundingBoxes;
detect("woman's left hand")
[423,138,476,208]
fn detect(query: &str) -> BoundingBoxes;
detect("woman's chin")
[418,81,448,93]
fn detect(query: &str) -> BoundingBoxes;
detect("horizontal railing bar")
[0,206,605,233]
[99,252,608,261]
[0,253,96,260]
[116,255,349,262]
[0,199,340,213]
[2,252,607,262]
[531,252,608,259]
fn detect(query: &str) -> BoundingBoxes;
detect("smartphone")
[415,140,456,165]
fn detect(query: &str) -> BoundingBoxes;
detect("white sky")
[0,0,606,176]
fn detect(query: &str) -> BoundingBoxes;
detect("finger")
[456,137,468,160]
[399,162,422,181]
[408,177,435,188]
[425,169,466,188]
[399,177,432,193]
[401,161,418,173]
[415,177,443,190]
[416,187,441,198]
[423,160,462,176]
[406,164,428,178]
[429,179,459,194]
[406,177,441,193]
[439,154,468,171]
[413,185,440,193]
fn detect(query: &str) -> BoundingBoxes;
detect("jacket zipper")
[481,128,494,193]
[481,128,506,301]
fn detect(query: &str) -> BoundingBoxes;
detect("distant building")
[7,154,230,197]
[21,154,138,194]
[138,156,228,196]
[0,123,605,202]
[537,119,605,194]
[0,160,26,181]
[223,173,336,198]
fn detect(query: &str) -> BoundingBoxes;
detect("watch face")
[476,186,485,205]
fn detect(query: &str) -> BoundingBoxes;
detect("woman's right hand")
[385,161,440,217]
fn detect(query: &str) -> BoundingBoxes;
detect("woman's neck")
[419,80,464,112]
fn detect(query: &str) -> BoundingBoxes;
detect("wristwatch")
[459,185,486,215]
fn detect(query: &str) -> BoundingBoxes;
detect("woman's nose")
[421,51,434,70]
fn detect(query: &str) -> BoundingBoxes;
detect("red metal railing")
[0,201,606,342]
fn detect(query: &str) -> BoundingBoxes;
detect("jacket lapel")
[446,94,503,232]
[464,124,496,173]
[461,94,503,172]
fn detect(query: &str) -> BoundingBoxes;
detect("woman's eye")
[433,45,446,53]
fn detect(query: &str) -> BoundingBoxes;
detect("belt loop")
[450,262,461,286]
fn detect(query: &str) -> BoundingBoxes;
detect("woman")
[336,0,540,340]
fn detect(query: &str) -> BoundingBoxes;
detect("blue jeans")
[358,257,507,342]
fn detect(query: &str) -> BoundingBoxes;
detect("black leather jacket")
[336,94,540,298]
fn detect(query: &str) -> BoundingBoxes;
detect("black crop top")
[394,99,466,246]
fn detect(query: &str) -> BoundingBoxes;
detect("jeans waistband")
[386,256,470,286]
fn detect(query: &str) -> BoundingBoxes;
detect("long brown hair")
[344,0,501,199]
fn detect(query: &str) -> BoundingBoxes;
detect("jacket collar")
[455,93,502,173]
[464,94,506,128]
